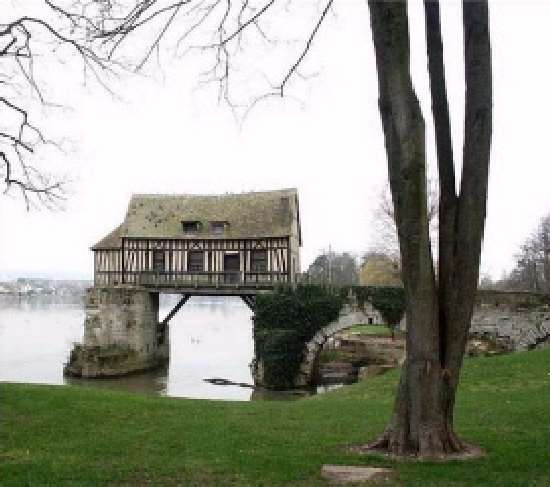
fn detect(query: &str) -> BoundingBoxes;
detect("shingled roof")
[92,189,301,250]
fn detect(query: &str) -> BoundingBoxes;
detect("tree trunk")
[543,231,549,291]
[365,0,492,458]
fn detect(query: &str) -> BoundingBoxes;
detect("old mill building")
[64,189,302,377]
[91,188,302,292]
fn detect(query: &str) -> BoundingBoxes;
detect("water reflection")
[0,296,83,385]
[0,295,339,400]
[160,295,255,400]
[316,383,344,394]
[65,367,169,395]
[0,295,259,400]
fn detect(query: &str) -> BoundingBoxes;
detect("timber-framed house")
[92,189,302,291]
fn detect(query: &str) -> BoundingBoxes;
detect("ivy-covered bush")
[254,284,344,389]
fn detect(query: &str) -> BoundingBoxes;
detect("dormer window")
[210,221,227,236]
[182,221,200,233]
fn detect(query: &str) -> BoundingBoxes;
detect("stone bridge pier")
[65,286,168,378]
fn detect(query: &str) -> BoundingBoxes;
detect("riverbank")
[2,349,550,485]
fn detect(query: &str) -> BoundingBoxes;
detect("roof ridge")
[93,188,300,250]
[130,188,297,199]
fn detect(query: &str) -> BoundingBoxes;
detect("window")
[188,251,204,272]
[251,250,268,272]
[152,250,165,272]
[182,221,200,233]
[210,221,226,236]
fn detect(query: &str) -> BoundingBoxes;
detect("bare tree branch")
[0,1,121,208]
[277,0,333,97]
[77,0,334,115]
[1,0,337,206]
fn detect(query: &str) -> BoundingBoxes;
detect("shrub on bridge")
[338,285,406,326]
[254,284,345,389]
[368,286,406,325]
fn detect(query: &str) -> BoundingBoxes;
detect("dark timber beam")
[161,294,191,326]
[241,295,256,312]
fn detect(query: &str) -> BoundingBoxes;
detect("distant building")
[92,189,302,290]
[0,285,11,294]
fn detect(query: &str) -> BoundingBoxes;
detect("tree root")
[349,429,485,461]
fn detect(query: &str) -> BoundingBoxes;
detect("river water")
[0,294,298,401]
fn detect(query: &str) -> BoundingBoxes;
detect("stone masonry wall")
[64,286,169,378]
[470,290,550,350]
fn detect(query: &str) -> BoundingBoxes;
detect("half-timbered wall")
[94,249,124,286]
[94,237,291,287]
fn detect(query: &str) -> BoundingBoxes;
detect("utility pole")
[328,244,332,284]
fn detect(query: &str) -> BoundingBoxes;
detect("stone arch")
[517,322,550,349]
[294,302,383,387]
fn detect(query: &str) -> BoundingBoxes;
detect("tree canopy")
[307,251,359,286]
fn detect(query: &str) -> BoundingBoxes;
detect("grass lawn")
[2,349,550,486]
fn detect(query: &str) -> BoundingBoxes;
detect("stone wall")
[64,286,168,377]
[470,290,550,350]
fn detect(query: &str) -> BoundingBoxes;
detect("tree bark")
[542,229,549,291]
[365,0,492,458]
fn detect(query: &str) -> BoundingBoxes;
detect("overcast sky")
[1,0,549,280]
